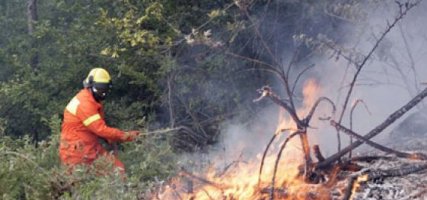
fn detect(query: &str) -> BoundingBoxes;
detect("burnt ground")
[348,132,427,199]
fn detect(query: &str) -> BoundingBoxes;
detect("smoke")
[302,0,427,155]
[178,0,427,170]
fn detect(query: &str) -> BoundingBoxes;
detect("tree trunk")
[27,0,39,143]
[27,0,39,73]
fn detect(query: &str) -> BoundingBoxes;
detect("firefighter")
[59,67,139,174]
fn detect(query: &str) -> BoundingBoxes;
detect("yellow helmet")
[83,68,113,101]
[83,68,112,88]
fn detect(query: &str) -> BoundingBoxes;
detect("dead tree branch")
[318,86,427,169]
[336,0,421,152]
[331,120,427,160]
[257,86,301,127]
[258,133,279,187]
[270,131,301,200]
[291,64,315,95]
[349,99,371,158]
[304,97,336,124]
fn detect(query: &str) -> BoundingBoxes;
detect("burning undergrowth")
[141,1,427,199]
[146,73,427,199]
[148,143,427,200]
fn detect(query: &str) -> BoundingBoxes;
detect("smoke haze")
[180,0,427,170]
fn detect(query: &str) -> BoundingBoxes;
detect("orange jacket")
[59,88,126,168]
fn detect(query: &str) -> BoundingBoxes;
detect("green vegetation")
[0,0,360,198]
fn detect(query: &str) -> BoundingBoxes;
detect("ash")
[351,135,427,200]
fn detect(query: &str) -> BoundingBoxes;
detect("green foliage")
[0,0,362,197]
[0,115,177,199]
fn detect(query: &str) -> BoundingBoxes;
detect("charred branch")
[270,131,301,200]
[313,145,325,162]
[303,97,336,124]
[331,120,427,160]
[349,99,371,158]
[317,86,427,169]
[347,156,394,163]
[258,133,279,187]
[256,86,301,127]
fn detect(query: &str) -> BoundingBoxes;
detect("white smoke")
[179,0,427,169]
[215,0,427,161]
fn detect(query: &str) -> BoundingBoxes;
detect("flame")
[349,174,369,199]
[157,78,336,199]
[302,79,321,110]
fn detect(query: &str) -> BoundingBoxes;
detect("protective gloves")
[122,130,140,141]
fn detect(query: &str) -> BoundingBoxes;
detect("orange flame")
[157,78,335,199]
[349,174,369,199]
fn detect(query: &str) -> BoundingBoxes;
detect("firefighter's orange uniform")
[59,68,138,173]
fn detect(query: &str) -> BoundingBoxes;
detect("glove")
[122,130,140,142]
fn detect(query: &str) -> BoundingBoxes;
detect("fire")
[157,79,335,199]
[302,79,321,109]
[349,174,369,200]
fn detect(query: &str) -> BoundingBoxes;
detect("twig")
[257,133,278,187]
[349,99,371,158]
[215,153,244,178]
[290,64,315,96]
[179,170,227,190]
[303,97,336,125]
[138,127,182,137]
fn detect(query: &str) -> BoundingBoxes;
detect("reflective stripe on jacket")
[59,88,125,166]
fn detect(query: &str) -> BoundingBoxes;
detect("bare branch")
[349,99,372,158]
[257,86,302,127]
[225,52,278,72]
[291,64,315,96]
[331,120,427,160]
[258,133,279,187]
[303,97,336,125]
[270,131,301,200]
[336,0,421,152]
[318,86,427,169]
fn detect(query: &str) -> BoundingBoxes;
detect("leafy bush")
[0,115,178,199]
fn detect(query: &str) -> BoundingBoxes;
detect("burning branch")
[318,86,427,169]
[270,131,301,200]
[257,133,279,187]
